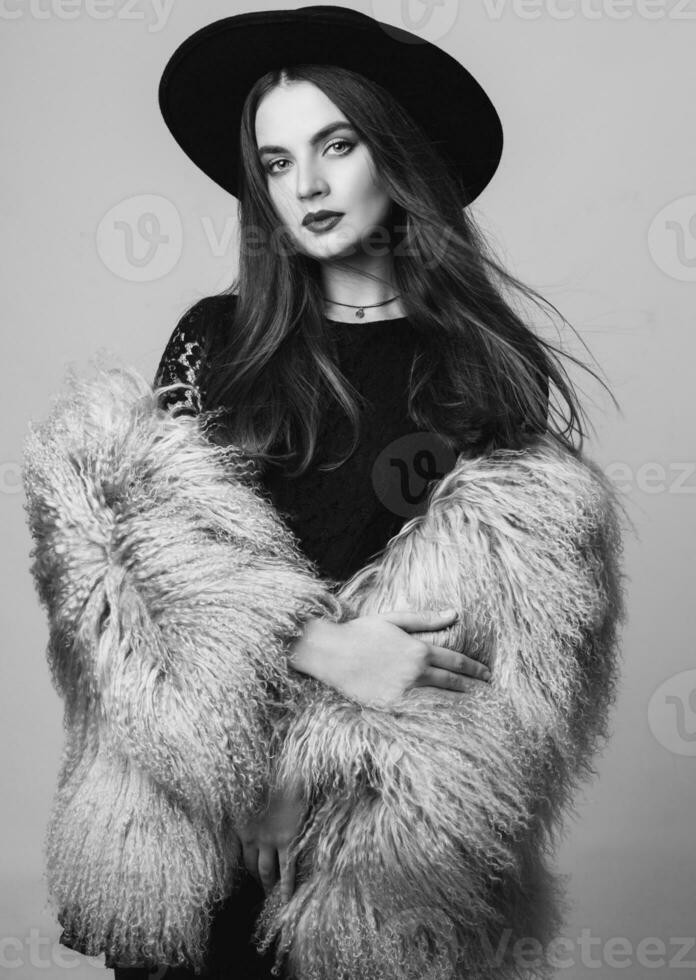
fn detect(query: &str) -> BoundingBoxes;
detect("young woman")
[26,8,623,980]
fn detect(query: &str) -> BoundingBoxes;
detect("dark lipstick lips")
[302,210,343,227]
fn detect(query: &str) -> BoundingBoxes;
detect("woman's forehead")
[255,81,349,146]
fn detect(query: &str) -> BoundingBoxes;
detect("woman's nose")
[295,160,329,200]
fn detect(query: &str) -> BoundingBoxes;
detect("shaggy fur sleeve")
[253,434,627,980]
[22,361,345,826]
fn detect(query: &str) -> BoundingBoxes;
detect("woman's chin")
[294,221,362,258]
[301,236,360,262]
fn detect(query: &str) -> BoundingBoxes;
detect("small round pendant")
[356,308,365,319]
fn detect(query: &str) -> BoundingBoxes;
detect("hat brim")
[158,5,503,204]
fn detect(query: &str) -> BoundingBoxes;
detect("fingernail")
[439,607,457,617]
[484,669,492,681]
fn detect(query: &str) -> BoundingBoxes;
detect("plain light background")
[2,1,695,978]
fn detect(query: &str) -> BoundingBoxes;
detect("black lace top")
[153,294,456,584]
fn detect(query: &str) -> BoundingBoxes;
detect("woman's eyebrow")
[257,121,356,157]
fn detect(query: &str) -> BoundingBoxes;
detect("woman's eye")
[327,139,353,155]
[266,139,354,176]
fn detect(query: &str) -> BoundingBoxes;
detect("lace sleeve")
[153,304,208,417]
[153,294,238,417]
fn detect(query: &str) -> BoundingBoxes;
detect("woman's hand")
[237,778,308,903]
[288,608,491,706]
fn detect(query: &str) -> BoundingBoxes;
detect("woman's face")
[255,80,393,261]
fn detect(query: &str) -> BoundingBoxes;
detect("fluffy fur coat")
[22,359,627,980]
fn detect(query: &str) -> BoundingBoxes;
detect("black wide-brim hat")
[159,5,503,205]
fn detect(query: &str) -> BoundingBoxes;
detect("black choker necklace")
[323,294,401,320]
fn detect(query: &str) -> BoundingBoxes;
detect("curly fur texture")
[23,360,627,978]
[253,436,627,980]
[22,361,345,970]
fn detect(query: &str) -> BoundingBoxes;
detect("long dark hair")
[199,63,619,477]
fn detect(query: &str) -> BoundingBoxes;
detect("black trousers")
[112,876,283,980]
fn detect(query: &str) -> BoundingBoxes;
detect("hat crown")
[158,6,503,203]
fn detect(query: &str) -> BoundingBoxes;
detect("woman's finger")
[278,845,296,903]
[415,664,488,693]
[380,608,459,632]
[257,845,278,895]
[426,644,491,680]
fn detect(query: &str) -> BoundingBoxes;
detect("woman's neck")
[320,257,405,323]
